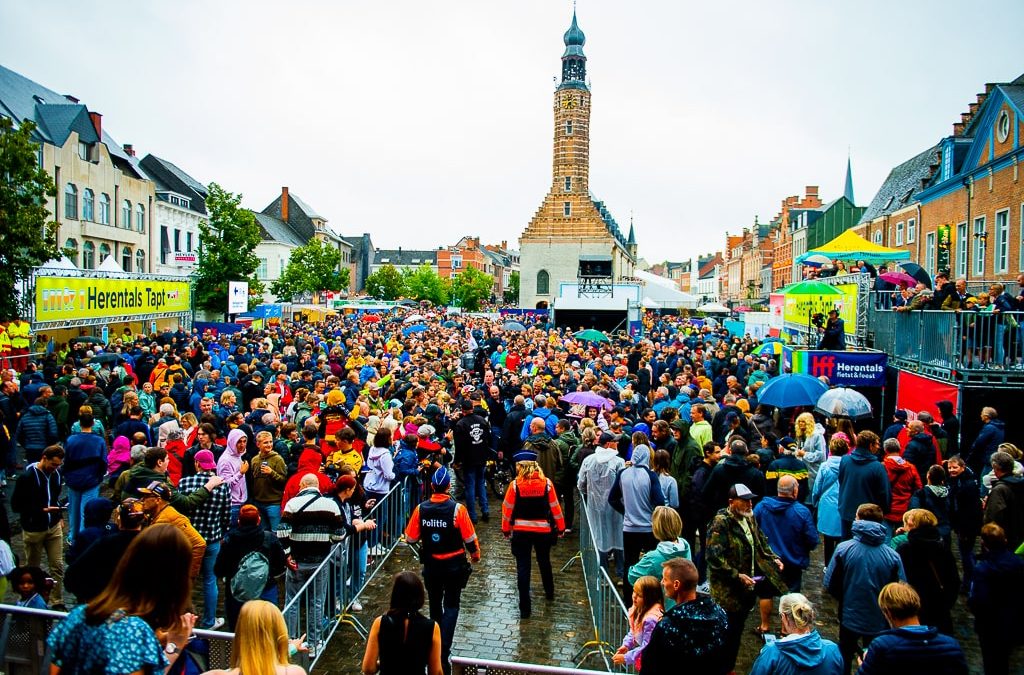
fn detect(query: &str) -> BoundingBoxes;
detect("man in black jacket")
[11,445,66,607]
[453,399,492,523]
[502,395,529,457]
[702,439,765,515]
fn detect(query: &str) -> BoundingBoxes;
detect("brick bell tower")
[518,11,634,308]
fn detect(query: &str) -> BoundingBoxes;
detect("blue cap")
[432,466,452,487]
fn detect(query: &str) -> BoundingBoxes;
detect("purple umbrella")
[560,391,614,410]
[879,271,917,287]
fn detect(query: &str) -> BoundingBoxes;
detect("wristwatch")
[164,643,180,656]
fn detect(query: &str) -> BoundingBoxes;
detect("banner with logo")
[937,224,951,272]
[782,283,858,337]
[35,276,191,323]
[783,347,887,386]
[228,281,249,314]
[895,370,959,421]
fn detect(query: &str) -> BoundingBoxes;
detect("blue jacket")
[63,432,107,491]
[519,406,558,441]
[824,520,905,635]
[753,496,818,569]
[749,631,842,675]
[857,625,967,675]
[609,445,665,532]
[14,404,59,452]
[838,448,890,522]
[968,548,1024,641]
[967,419,1005,471]
[811,455,842,538]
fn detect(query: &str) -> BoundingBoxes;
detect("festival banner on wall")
[35,276,191,323]
[783,347,887,387]
[895,370,960,421]
[937,224,951,272]
[782,283,858,337]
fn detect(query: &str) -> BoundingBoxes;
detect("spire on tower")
[843,153,855,204]
[559,10,587,89]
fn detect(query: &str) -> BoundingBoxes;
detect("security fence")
[572,490,631,673]
[453,656,613,675]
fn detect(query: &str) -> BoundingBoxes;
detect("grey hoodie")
[608,445,666,532]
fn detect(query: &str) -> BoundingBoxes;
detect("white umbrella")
[696,303,731,314]
[403,314,425,324]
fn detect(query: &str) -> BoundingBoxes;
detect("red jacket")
[883,454,922,523]
[281,446,333,507]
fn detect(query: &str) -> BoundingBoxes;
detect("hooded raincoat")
[577,446,625,553]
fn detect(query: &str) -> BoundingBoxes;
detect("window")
[78,141,89,161]
[122,246,132,272]
[451,256,462,270]
[173,229,181,252]
[99,243,111,263]
[64,183,78,219]
[563,202,572,217]
[907,218,916,244]
[925,232,936,274]
[537,269,550,295]
[186,232,194,252]
[136,203,145,233]
[566,120,573,135]
[564,176,572,192]
[995,209,1009,273]
[82,189,95,221]
[257,258,268,280]
[121,200,131,229]
[160,226,170,264]
[956,222,967,277]
[280,258,287,277]
[136,249,145,273]
[973,216,986,276]
[98,193,110,224]
[65,238,79,267]
[873,231,882,245]
[82,241,95,269]
[895,221,904,246]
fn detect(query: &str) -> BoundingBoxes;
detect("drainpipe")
[964,177,973,282]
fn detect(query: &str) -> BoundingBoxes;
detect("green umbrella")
[574,329,610,343]
[784,280,842,296]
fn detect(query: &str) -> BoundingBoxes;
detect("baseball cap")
[729,483,755,500]
[894,409,908,421]
[138,481,173,501]
[417,424,435,438]
[598,431,619,445]
[194,449,217,471]
[118,498,147,527]
[778,436,799,451]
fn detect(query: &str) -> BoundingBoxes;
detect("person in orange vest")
[8,318,31,373]
[501,459,566,619]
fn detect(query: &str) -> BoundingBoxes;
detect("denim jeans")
[229,503,242,529]
[462,465,488,521]
[227,582,278,630]
[255,502,281,532]
[67,485,100,542]
[199,541,221,627]
[285,562,328,646]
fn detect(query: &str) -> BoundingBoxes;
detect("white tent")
[696,302,731,314]
[634,270,699,309]
[39,256,78,270]
[96,255,127,276]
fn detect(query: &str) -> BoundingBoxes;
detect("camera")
[811,312,826,329]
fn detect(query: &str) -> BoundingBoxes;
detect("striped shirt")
[277,488,344,563]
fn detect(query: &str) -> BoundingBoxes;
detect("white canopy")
[634,270,699,309]
[96,255,126,275]
[696,302,731,314]
[39,256,78,270]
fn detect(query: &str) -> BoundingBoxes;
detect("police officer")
[404,467,480,674]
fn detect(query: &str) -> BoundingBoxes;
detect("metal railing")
[453,656,612,675]
[572,490,631,673]
[280,480,408,669]
[0,604,235,674]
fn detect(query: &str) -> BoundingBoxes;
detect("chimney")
[281,187,289,222]
[806,186,819,199]
[122,143,134,157]
[88,111,102,138]
[501,240,507,249]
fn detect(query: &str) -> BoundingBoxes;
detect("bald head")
[299,473,319,489]
[530,417,546,433]
[777,475,798,497]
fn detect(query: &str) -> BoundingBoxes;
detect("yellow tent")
[795,229,910,265]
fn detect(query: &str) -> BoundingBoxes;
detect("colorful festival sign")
[783,347,887,387]
[782,283,858,337]
[35,276,191,323]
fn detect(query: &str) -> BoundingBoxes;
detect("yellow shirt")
[327,448,363,474]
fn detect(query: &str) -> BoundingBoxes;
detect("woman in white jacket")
[793,412,826,489]
[577,432,625,577]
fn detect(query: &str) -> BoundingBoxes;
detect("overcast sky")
[3,1,1022,263]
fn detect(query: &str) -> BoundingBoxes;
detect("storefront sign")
[784,347,887,386]
[782,283,858,337]
[35,276,191,323]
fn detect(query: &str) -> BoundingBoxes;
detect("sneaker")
[563,527,573,535]
[368,544,387,556]
[210,617,225,630]
[350,601,363,612]
[696,581,711,594]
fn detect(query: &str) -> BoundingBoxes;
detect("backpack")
[166,637,209,675]
[230,549,271,602]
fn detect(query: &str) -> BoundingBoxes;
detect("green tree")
[403,264,450,305]
[0,118,62,320]
[450,266,494,311]
[270,238,348,300]
[365,264,405,301]
[194,182,264,317]
[503,270,520,305]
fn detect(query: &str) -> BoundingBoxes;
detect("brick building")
[770,186,823,289]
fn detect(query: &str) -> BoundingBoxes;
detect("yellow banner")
[35,276,191,323]
[783,283,858,336]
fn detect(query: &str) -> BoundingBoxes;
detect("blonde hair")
[232,599,291,674]
[877,582,920,621]
[516,460,544,481]
[651,506,682,542]
[180,412,197,429]
[794,412,816,441]
[779,593,816,631]
[902,508,937,530]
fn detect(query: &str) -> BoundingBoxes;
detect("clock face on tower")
[561,95,577,109]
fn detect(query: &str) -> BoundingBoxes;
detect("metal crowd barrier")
[452,656,612,675]
[572,490,632,673]
[280,480,407,669]
[0,604,235,674]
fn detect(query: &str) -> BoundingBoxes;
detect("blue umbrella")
[402,324,429,336]
[503,321,527,331]
[755,373,829,409]
[442,320,457,328]
[815,387,873,420]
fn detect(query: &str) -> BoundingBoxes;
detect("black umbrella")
[88,353,123,365]
[898,262,932,289]
[73,336,105,345]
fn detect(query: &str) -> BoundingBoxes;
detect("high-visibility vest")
[0,329,10,355]
[8,321,30,349]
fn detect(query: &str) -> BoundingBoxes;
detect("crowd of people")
[0,308,1020,674]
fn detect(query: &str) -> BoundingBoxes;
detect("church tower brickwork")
[519,11,635,308]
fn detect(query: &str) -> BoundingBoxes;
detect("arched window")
[98,193,110,224]
[82,241,95,269]
[65,238,79,267]
[122,246,132,272]
[121,200,131,229]
[99,242,111,262]
[136,249,145,273]
[82,189,95,221]
[537,269,550,295]
[64,183,78,219]
[136,203,145,233]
